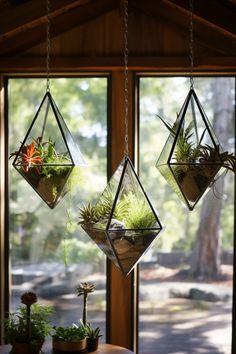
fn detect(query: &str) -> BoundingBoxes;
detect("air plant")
[157,114,236,174]
[10,142,42,173]
[10,136,70,176]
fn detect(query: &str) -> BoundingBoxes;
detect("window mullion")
[107,70,137,351]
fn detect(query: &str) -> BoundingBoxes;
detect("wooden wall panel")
[2,5,231,71]
[25,9,200,58]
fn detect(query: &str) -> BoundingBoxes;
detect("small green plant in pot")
[52,324,86,352]
[4,292,54,354]
[81,322,102,352]
[52,282,99,353]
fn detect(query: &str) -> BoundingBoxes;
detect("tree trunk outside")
[191,78,233,279]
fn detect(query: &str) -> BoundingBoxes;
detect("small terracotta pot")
[87,338,99,351]
[52,337,86,352]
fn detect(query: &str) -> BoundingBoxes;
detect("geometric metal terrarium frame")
[12,91,86,209]
[80,155,163,276]
[156,88,224,210]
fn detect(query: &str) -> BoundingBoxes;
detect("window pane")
[9,78,107,337]
[139,77,234,354]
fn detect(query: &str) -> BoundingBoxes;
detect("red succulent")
[20,142,42,172]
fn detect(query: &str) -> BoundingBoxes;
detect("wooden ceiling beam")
[168,0,236,36]
[0,0,119,56]
[0,55,236,72]
[130,0,236,55]
[0,0,90,39]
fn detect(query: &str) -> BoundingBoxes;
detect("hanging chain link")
[123,0,129,156]
[46,0,51,92]
[189,0,194,88]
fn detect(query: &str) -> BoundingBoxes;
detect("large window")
[5,75,235,353]
[8,77,108,335]
[139,77,234,354]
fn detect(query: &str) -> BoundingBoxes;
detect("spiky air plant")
[78,203,99,225]
[157,114,236,175]
[199,144,236,174]
[76,283,95,326]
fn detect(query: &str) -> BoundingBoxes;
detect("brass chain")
[189,0,194,88]
[123,0,129,156]
[46,0,51,92]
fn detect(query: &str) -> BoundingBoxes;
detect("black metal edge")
[106,157,128,231]
[191,89,223,159]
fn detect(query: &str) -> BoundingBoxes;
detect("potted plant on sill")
[4,292,54,354]
[52,282,102,353]
[10,136,74,208]
[77,282,102,352]
[81,322,102,352]
[52,325,87,353]
[157,115,236,206]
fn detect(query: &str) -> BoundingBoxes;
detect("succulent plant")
[76,282,95,326]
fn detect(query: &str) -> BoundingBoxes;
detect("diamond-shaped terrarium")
[11,92,86,209]
[156,88,236,210]
[79,156,162,276]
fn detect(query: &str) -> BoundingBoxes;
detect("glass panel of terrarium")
[9,77,107,341]
[27,94,71,157]
[156,133,187,206]
[79,165,125,272]
[49,93,86,166]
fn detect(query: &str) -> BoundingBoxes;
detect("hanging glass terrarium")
[11,0,85,209]
[79,0,163,276]
[79,155,162,276]
[12,92,86,209]
[156,88,224,210]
